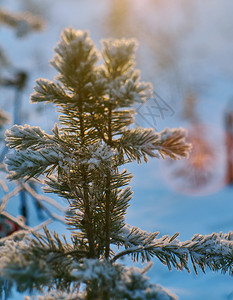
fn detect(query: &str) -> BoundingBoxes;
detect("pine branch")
[119,127,191,163]
[24,291,80,300]
[5,124,54,150]
[102,38,137,77]
[32,227,88,257]
[155,127,192,159]
[0,237,71,292]
[112,225,233,275]
[50,28,99,90]
[31,79,71,104]
[6,147,62,180]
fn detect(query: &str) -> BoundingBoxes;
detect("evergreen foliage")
[2,28,233,299]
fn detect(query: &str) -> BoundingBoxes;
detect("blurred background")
[1,0,233,299]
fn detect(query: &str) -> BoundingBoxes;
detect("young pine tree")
[2,28,233,299]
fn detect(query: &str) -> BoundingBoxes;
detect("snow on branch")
[50,28,99,89]
[6,148,63,180]
[25,291,78,300]
[5,124,54,151]
[0,228,85,293]
[102,38,137,76]
[4,257,176,299]
[70,259,177,300]
[0,238,54,292]
[5,124,75,180]
[105,72,153,107]
[31,227,87,258]
[119,127,191,163]
[80,142,117,171]
[154,127,192,160]
[113,224,233,275]
[31,78,71,104]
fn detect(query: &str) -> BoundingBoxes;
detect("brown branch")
[78,93,95,258]
[111,246,141,263]
[105,103,113,259]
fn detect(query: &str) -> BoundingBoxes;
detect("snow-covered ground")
[1,1,233,299]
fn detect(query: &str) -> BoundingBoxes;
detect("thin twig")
[0,185,22,211]
[23,182,66,212]
[40,205,65,223]
[0,216,53,244]
[0,178,8,192]
[0,210,29,230]
[111,246,143,263]
[32,218,54,231]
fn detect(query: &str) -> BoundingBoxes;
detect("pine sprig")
[31,79,71,105]
[155,127,192,160]
[50,29,99,90]
[6,147,62,180]
[5,124,53,150]
[112,225,233,275]
[118,127,191,163]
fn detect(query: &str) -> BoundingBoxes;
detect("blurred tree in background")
[0,3,64,238]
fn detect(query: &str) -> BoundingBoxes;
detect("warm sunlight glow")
[161,124,226,196]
